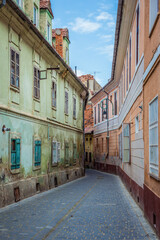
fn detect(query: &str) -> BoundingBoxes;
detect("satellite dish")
[55,29,61,35]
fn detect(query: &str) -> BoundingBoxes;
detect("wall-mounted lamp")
[39,65,60,80]
[2,125,11,134]
[139,105,143,111]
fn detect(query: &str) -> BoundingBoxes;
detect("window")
[34,140,41,166]
[114,91,117,115]
[86,138,88,141]
[16,0,22,7]
[149,97,158,176]
[10,49,19,88]
[126,51,128,92]
[52,141,61,165]
[52,82,57,108]
[65,142,69,164]
[129,36,132,84]
[102,99,107,121]
[123,65,125,98]
[73,144,77,163]
[87,80,89,89]
[34,67,40,99]
[135,115,139,133]
[73,97,76,118]
[149,0,159,32]
[11,139,20,170]
[33,5,38,27]
[119,133,122,160]
[136,4,140,65]
[102,138,103,152]
[85,152,88,162]
[47,22,50,42]
[94,106,96,124]
[65,91,69,114]
[123,123,131,163]
[98,104,100,123]
[66,47,69,63]
[89,152,92,162]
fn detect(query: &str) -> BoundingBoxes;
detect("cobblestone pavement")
[0,170,158,240]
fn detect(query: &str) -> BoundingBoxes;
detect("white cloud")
[96,44,114,57]
[101,34,113,43]
[70,18,101,33]
[96,12,113,22]
[107,21,115,29]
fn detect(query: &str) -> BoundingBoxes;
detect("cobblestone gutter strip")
[119,178,158,240]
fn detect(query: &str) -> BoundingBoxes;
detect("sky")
[51,0,118,87]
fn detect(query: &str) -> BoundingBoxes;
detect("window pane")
[149,126,158,145]
[150,146,158,165]
[149,97,158,124]
[16,76,19,88]
[11,50,15,61]
[11,62,15,74]
[16,53,19,64]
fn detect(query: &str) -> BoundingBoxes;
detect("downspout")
[83,92,89,176]
[103,90,109,157]
[0,0,6,8]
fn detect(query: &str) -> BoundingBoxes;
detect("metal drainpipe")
[83,94,88,176]
[103,90,109,157]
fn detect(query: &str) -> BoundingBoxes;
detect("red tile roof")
[40,0,54,18]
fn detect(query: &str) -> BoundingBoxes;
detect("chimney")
[52,28,70,64]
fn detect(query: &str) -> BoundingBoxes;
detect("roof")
[79,75,95,82]
[40,0,54,18]
[52,28,70,42]
[7,0,88,98]
[85,126,94,134]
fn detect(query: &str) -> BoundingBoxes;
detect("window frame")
[65,90,69,115]
[73,143,77,164]
[34,140,41,167]
[98,104,100,123]
[47,21,51,42]
[33,4,38,27]
[94,106,97,125]
[73,97,76,119]
[149,96,159,177]
[52,81,57,108]
[129,35,132,84]
[136,2,140,66]
[11,138,21,170]
[10,48,20,89]
[33,67,40,100]
[122,123,131,163]
[114,91,117,116]
[65,142,69,165]
[149,0,159,34]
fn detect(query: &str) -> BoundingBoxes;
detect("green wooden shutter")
[73,144,77,163]
[11,139,16,170]
[16,139,20,169]
[35,140,41,166]
[57,142,60,162]
[52,142,57,164]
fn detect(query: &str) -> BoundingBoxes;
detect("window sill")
[149,173,160,182]
[10,168,20,174]
[33,166,41,171]
[10,86,20,93]
[149,13,160,38]
[52,106,57,111]
[33,97,40,103]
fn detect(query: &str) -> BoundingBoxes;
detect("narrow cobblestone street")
[0,170,158,240]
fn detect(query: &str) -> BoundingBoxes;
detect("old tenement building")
[0,0,88,207]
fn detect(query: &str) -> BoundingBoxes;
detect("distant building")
[79,74,101,168]
[0,0,88,207]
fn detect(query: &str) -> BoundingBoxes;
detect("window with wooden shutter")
[34,67,40,99]
[10,49,20,88]
[52,141,57,165]
[73,97,76,119]
[35,140,41,166]
[11,139,20,170]
[57,142,61,162]
[65,91,68,114]
[149,97,159,176]
[65,142,69,164]
[114,91,117,115]
[123,123,131,163]
[52,82,57,108]
[73,144,77,163]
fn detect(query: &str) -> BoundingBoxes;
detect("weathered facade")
[91,0,160,236]
[0,0,88,207]
[79,74,101,168]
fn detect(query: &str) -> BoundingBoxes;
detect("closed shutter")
[73,144,77,163]
[57,142,60,162]
[52,142,57,164]
[16,139,20,169]
[35,140,41,166]
[11,139,20,170]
